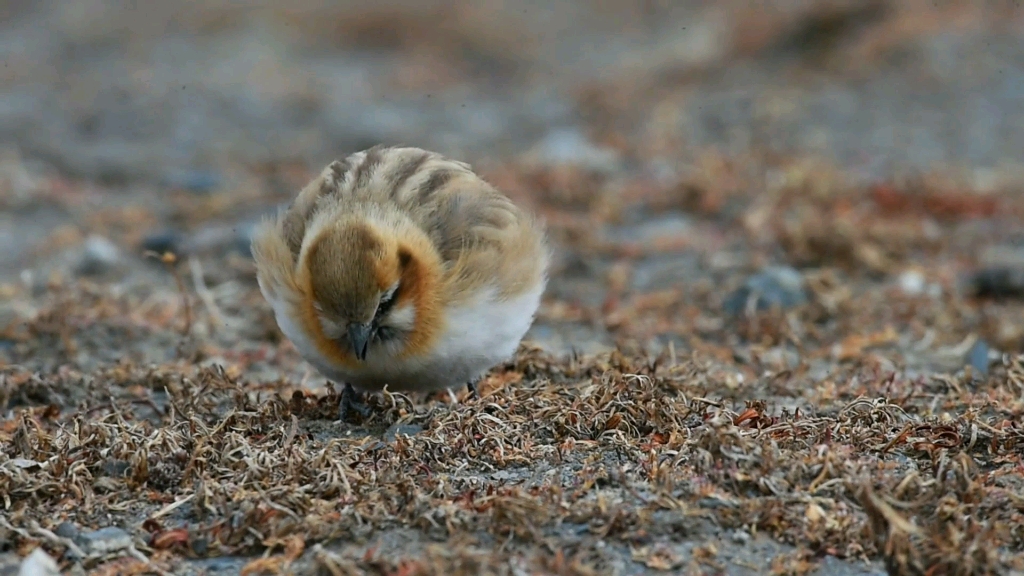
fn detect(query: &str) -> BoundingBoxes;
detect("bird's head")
[300,220,423,361]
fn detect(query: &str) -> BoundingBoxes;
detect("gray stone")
[162,169,222,193]
[53,522,79,540]
[730,530,751,544]
[16,549,59,576]
[75,526,132,556]
[140,230,184,257]
[76,235,122,276]
[0,553,20,576]
[969,245,1024,298]
[697,496,738,509]
[723,266,808,315]
[967,339,991,376]
[898,269,926,295]
[533,127,621,172]
[383,423,424,444]
[181,221,259,258]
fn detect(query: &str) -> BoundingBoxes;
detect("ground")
[3,1,1024,575]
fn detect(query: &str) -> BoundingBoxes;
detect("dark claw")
[466,379,478,399]
[339,382,371,422]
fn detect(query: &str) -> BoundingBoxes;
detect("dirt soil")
[3,1,1024,575]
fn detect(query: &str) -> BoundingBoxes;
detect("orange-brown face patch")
[371,247,403,294]
[390,243,445,359]
[295,220,448,365]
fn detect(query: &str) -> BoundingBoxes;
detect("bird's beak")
[347,322,373,361]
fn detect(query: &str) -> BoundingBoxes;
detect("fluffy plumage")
[251,145,550,394]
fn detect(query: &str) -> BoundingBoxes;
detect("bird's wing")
[260,146,548,306]
[394,157,549,305]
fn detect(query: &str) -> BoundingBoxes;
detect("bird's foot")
[466,378,480,399]
[338,382,372,423]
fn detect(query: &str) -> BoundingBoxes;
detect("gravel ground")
[3,1,1024,575]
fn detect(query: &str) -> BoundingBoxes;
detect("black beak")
[347,322,373,361]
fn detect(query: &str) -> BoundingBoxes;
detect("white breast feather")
[261,276,545,392]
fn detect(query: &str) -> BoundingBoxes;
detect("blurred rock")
[697,496,738,509]
[0,301,29,332]
[730,530,751,545]
[0,149,46,210]
[16,549,59,576]
[0,553,18,576]
[898,269,925,295]
[183,222,258,258]
[970,268,1024,298]
[897,268,942,298]
[759,346,801,371]
[75,526,132,556]
[233,222,258,257]
[531,127,621,172]
[101,459,130,478]
[75,235,122,276]
[967,339,990,376]
[603,212,692,246]
[383,423,424,443]
[141,230,184,257]
[162,169,221,193]
[54,522,80,543]
[969,245,1024,298]
[723,266,808,315]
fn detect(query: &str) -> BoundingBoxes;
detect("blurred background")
[5,2,1024,573]
[2,0,1024,373]
[7,0,1024,181]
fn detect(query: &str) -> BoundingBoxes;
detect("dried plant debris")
[2,337,1024,575]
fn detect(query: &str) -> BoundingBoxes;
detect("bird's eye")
[375,282,400,319]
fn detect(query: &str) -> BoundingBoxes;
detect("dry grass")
[4,263,1024,575]
[6,132,1024,576]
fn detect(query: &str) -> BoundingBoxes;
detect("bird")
[251,145,550,420]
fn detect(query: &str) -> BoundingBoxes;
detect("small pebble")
[76,235,122,276]
[967,339,991,376]
[9,458,40,470]
[163,169,221,193]
[723,266,807,316]
[970,245,1024,298]
[233,222,258,257]
[898,269,926,295]
[101,459,130,478]
[184,222,257,257]
[970,267,1024,298]
[0,553,20,576]
[696,496,738,509]
[383,423,424,444]
[602,212,692,247]
[759,347,801,371]
[730,530,751,544]
[54,522,79,540]
[75,526,132,556]
[189,556,241,572]
[0,339,16,355]
[141,230,184,257]
[534,127,621,172]
[17,549,59,576]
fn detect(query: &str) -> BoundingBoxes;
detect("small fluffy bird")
[251,146,549,419]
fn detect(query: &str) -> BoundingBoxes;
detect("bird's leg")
[466,377,480,399]
[338,382,371,422]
